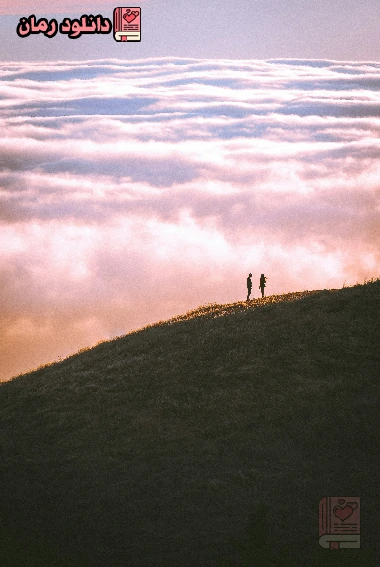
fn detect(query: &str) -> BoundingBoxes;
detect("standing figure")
[247,273,252,301]
[259,273,267,298]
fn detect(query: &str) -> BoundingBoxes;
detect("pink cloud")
[0,58,379,381]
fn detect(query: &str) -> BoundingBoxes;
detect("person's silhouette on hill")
[247,273,252,301]
[259,273,267,298]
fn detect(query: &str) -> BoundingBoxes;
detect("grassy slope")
[0,282,379,566]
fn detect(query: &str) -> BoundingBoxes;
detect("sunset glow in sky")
[1,2,380,380]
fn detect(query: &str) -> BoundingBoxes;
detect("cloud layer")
[1,57,379,380]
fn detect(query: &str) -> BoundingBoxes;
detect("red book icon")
[113,7,141,42]
[319,497,360,549]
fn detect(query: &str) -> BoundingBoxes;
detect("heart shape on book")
[124,10,139,23]
[333,503,356,521]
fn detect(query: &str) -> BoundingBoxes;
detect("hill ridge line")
[129,289,331,334]
[8,288,338,380]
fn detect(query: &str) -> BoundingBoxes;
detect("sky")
[1,2,380,381]
[2,0,380,61]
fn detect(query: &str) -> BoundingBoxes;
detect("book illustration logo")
[16,9,141,42]
[319,496,360,549]
[113,7,141,41]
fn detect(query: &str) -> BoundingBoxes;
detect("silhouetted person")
[259,273,267,298]
[247,273,252,301]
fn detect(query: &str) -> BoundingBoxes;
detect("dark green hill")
[1,281,379,566]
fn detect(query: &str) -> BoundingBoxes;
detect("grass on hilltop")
[0,280,379,566]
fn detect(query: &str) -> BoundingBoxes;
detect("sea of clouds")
[1,57,379,380]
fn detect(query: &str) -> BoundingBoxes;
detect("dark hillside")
[1,281,379,566]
